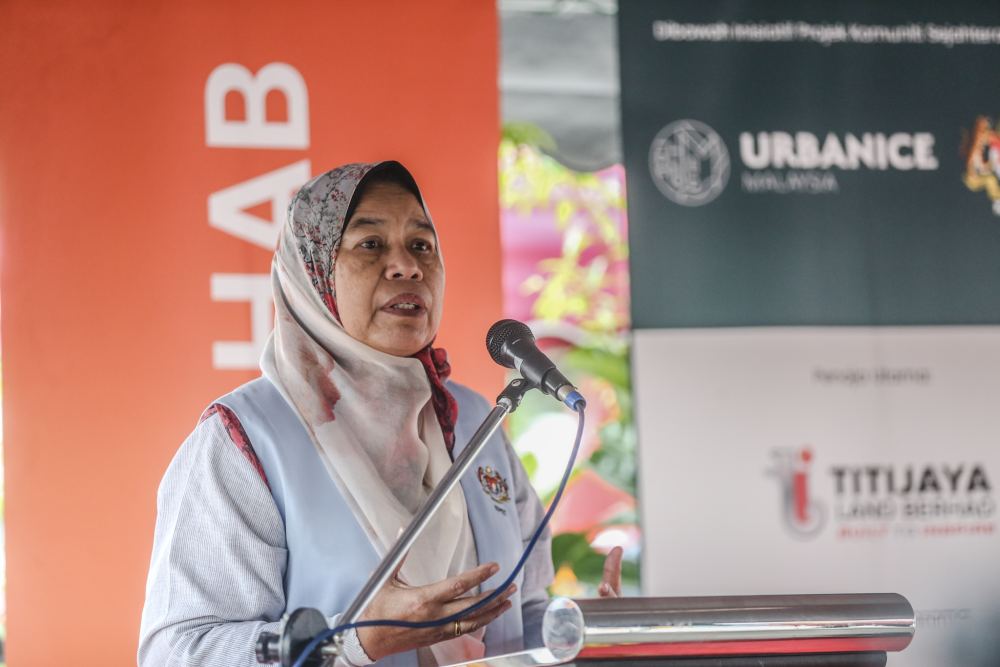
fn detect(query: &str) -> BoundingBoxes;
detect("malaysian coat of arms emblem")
[963,115,1000,215]
[477,465,511,504]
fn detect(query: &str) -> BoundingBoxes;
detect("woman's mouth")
[381,294,427,317]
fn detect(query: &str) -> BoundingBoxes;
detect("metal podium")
[444,593,915,667]
[251,364,915,667]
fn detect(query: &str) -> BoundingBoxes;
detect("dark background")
[620,0,1000,328]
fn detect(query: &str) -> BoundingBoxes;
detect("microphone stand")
[256,377,538,667]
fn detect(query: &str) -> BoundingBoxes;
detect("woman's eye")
[359,238,382,250]
[412,239,433,253]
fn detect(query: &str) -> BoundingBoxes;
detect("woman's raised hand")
[356,561,517,661]
[598,546,623,598]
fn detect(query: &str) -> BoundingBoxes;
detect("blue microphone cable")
[291,399,587,667]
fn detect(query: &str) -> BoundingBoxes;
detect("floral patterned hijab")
[260,161,484,663]
[285,161,458,450]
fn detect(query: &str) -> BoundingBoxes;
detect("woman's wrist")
[342,626,375,666]
[328,614,375,666]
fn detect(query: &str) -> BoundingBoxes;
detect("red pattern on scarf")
[322,292,340,321]
[200,404,270,490]
[322,291,458,455]
[414,345,459,454]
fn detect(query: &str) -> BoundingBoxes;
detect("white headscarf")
[261,162,485,663]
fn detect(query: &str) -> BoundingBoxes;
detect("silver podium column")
[446,592,915,666]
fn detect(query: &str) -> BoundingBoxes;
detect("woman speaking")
[139,161,622,666]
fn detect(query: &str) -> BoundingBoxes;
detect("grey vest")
[218,377,528,665]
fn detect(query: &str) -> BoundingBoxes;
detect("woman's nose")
[384,245,422,281]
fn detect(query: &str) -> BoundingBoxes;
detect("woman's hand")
[356,561,517,661]
[598,546,623,598]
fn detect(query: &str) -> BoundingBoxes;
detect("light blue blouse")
[138,377,553,666]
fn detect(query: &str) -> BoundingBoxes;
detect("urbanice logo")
[767,446,826,538]
[962,116,1000,216]
[649,120,938,200]
[649,119,730,206]
[740,131,938,171]
[740,129,937,194]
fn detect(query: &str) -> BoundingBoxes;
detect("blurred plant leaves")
[502,122,557,153]
[551,532,640,588]
[499,132,640,593]
[499,130,629,334]
[564,346,630,390]
[520,451,539,480]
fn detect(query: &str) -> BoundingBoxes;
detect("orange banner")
[0,1,500,663]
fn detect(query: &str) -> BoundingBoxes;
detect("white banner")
[635,326,1000,666]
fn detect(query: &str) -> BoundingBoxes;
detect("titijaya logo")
[649,119,939,202]
[768,447,826,538]
[767,446,996,541]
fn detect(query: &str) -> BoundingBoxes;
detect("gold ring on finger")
[453,620,462,637]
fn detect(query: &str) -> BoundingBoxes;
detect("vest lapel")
[455,419,526,655]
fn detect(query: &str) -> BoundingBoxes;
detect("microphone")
[486,319,586,410]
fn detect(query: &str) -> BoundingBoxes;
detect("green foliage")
[563,346,636,495]
[501,122,557,152]
[499,136,640,592]
[520,451,539,481]
[499,134,629,334]
[551,532,640,588]
[564,345,630,389]
[588,421,637,498]
[551,532,605,582]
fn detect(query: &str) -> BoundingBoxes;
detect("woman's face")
[334,180,444,357]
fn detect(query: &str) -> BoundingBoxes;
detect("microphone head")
[486,319,535,369]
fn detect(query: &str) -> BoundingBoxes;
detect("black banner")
[620,0,1000,328]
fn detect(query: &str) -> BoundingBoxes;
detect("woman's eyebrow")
[345,216,434,233]
[345,216,384,229]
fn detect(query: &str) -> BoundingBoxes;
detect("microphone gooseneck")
[486,319,586,410]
